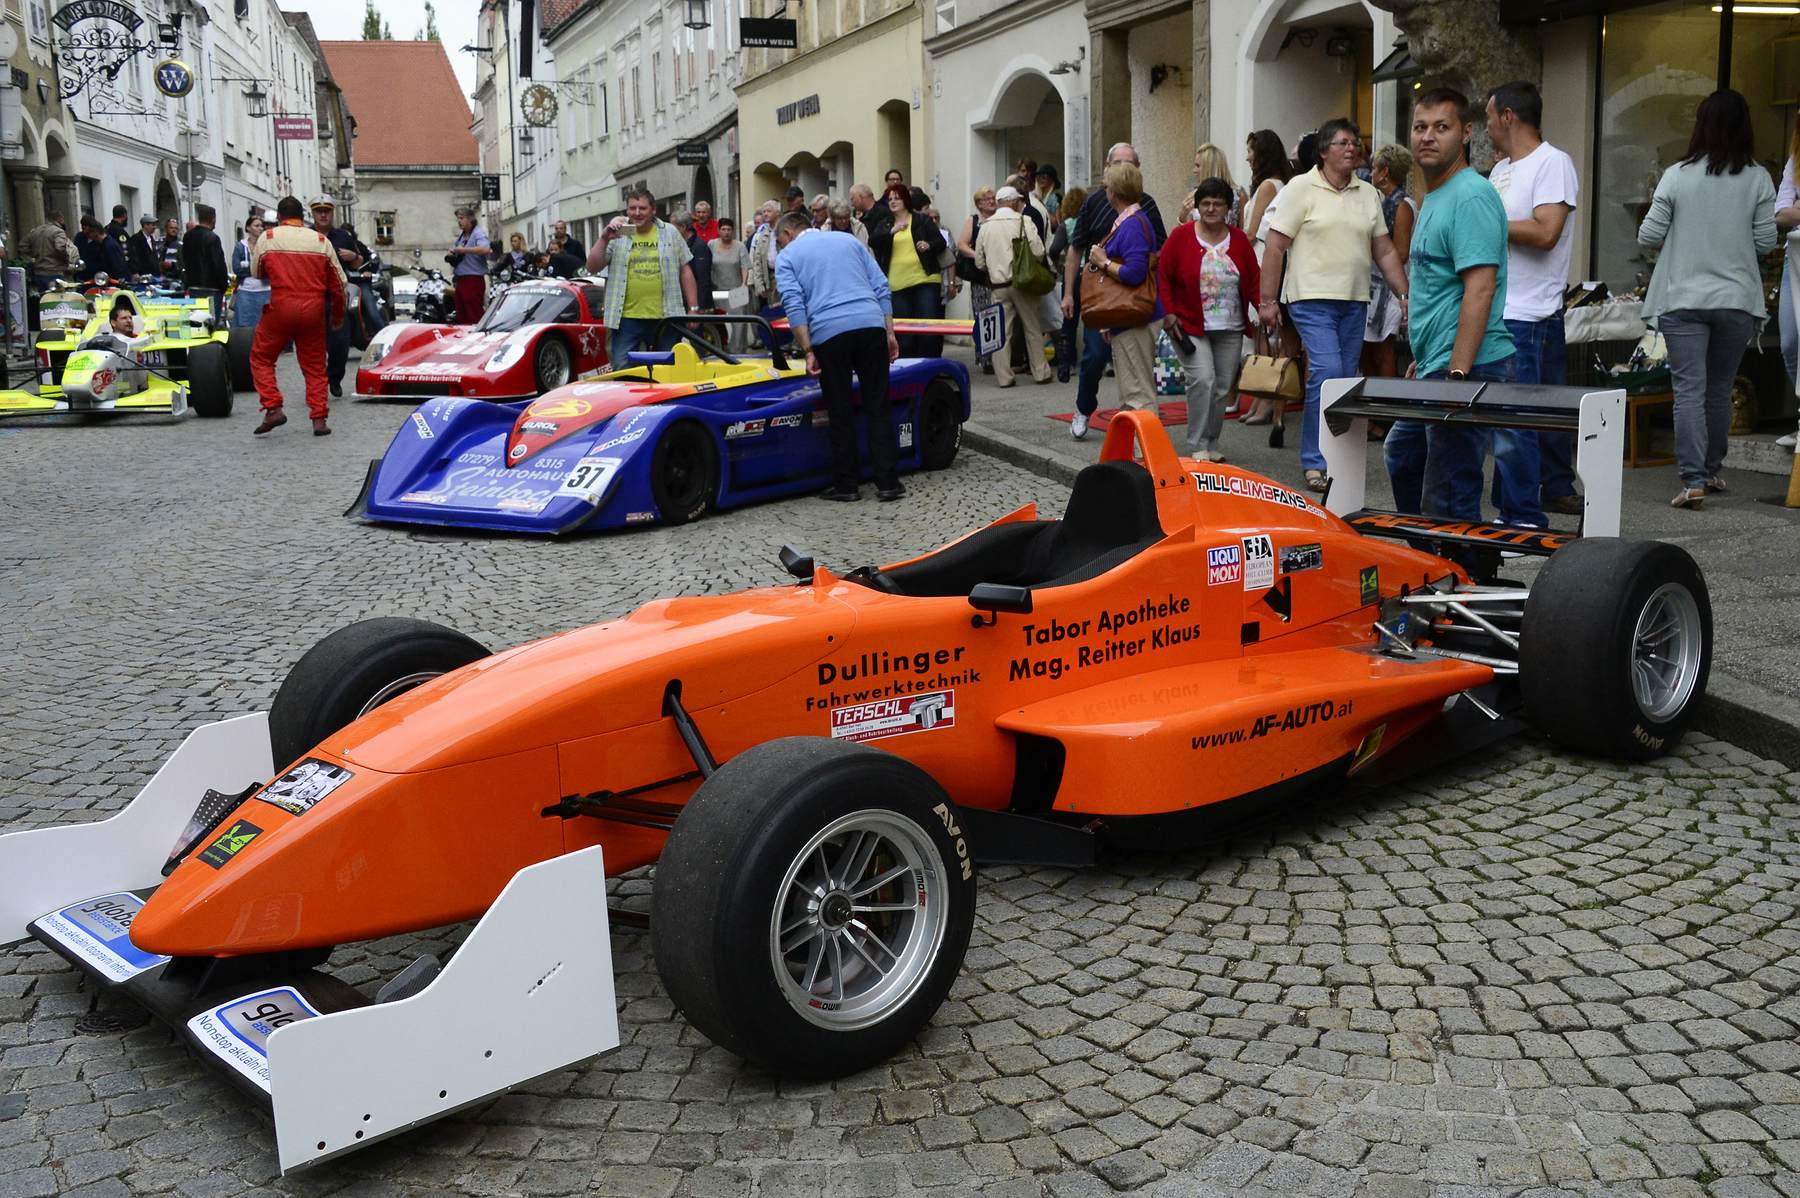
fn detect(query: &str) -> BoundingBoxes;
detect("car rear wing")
[1319,376,1625,550]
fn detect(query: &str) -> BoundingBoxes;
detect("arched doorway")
[974,69,1066,193]
[44,132,76,223]
[820,141,855,196]
[1241,0,1379,163]
[750,162,788,209]
[783,151,826,202]
[691,162,715,212]
[875,100,912,184]
[154,176,178,223]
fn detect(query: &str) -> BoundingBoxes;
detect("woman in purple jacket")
[1086,161,1163,410]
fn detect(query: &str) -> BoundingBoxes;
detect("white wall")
[1127,9,1192,212]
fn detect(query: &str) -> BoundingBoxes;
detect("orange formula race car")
[0,394,1711,1173]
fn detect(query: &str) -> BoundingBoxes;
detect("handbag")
[1238,352,1301,402]
[1080,212,1158,329]
[956,216,989,287]
[1010,227,1055,297]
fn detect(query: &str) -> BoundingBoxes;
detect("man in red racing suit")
[251,195,348,436]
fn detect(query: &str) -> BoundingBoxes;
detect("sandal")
[1304,469,1327,493]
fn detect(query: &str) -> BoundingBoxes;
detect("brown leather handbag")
[1239,322,1302,403]
[1080,212,1158,330]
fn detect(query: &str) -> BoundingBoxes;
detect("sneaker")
[1778,431,1797,449]
[1670,487,1705,509]
[1543,493,1583,516]
[330,381,343,398]
[312,418,331,436]
[253,411,286,435]
[1070,412,1089,440]
[876,482,906,502]
[1704,476,1728,494]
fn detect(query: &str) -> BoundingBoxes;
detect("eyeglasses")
[1326,139,1357,151]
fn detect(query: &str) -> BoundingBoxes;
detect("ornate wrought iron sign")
[52,0,163,102]
[154,58,193,97]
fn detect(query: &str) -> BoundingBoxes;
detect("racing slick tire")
[649,421,718,524]
[534,335,573,392]
[919,377,962,471]
[187,342,233,418]
[269,617,491,768]
[227,328,256,394]
[652,737,976,1078]
[1521,539,1712,761]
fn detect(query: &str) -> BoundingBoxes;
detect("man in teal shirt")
[1384,87,1516,522]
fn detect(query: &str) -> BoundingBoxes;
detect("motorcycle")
[346,252,392,351]
[407,252,453,325]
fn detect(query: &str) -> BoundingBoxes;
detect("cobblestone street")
[4,367,1800,1198]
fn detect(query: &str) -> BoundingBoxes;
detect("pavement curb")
[963,420,1800,769]
[962,419,1083,487]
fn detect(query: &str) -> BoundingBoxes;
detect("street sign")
[154,58,193,97]
[676,141,708,166]
[175,159,206,188]
[973,303,1006,359]
[273,115,314,140]
[481,174,501,201]
[739,16,797,48]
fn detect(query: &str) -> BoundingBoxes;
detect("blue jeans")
[1383,355,1518,522]
[1507,315,1569,509]
[232,288,270,328]
[609,317,675,364]
[1076,325,1111,416]
[1781,257,1798,396]
[1288,300,1367,471]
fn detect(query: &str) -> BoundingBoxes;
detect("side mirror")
[969,583,1032,627]
[778,544,815,581]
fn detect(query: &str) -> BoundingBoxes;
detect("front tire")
[268,617,490,768]
[1521,539,1711,760]
[919,377,962,471]
[649,420,718,524]
[534,336,572,392]
[187,342,233,417]
[652,738,976,1077]
[227,328,255,393]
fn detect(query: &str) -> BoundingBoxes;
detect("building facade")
[736,0,926,216]
[322,40,478,268]
[2,0,81,237]
[542,0,621,250]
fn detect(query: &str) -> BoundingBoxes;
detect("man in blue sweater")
[773,210,904,502]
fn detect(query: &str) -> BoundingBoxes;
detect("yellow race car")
[0,282,235,419]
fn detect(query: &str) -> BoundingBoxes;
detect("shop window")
[375,212,396,247]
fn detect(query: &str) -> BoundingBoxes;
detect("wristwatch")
[1448,369,1468,381]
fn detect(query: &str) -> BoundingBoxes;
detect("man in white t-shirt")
[1488,80,1581,521]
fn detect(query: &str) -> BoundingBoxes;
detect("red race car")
[355,279,610,402]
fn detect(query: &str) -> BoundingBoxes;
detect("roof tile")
[320,40,478,167]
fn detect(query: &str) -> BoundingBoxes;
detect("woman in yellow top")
[869,183,951,356]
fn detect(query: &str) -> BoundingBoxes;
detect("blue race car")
[347,318,969,534]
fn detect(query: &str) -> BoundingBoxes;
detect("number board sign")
[973,303,1007,359]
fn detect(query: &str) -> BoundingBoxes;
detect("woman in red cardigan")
[1158,177,1261,461]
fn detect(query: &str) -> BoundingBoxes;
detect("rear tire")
[919,377,962,471]
[227,328,255,393]
[652,737,976,1077]
[649,421,718,524]
[269,617,490,768]
[187,342,233,418]
[1521,539,1711,760]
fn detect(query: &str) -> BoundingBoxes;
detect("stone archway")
[154,177,178,223]
[972,68,1067,197]
[691,162,715,211]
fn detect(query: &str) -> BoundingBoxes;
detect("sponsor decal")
[592,426,646,453]
[1206,544,1242,586]
[625,511,658,524]
[186,986,322,1093]
[811,410,830,428]
[933,802,974,881]
[498,495,551,512]
[1005,595,1201,684]
[559,455,623,504]
[1280,543,1323,574]
[693,381,718,392]
[410,411,435,440]
[899,422,914,449]
[527,396,593,420]
[1347,511,1576,553]
[520,420,559,435]
[35,892,169,984]
[509,443,528,460]
[830,690,956,744]
[399,490,450,505]
[769,413,805,429]
[1192,471,1315,512]
[1242,535,1275,591]
[725,418,766,439]
[198,819,263,869]
[1191,699,1356,749]
[256,760,353,817]
[90,368,116,393]
[1359,566,1380,607]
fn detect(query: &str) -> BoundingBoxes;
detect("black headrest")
[1061,460,1161,547]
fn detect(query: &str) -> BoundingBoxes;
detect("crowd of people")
[20,204,231,321]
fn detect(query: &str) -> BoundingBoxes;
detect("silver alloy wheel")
[537,339,572,390]
[769,810,950,1031]
[1631,582,1703,722]
[356,671,444,718]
